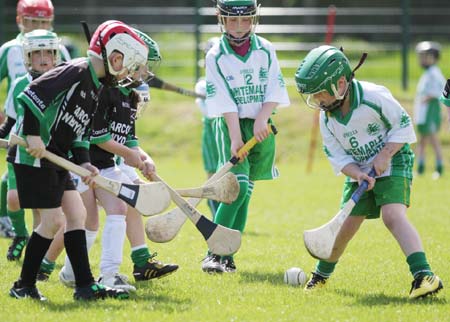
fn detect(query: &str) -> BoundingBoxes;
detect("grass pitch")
[0,34,449,322]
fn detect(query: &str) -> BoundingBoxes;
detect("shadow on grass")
[40,291,192,313]
[334,288,447,306]
[243,230,270,237]
[239,270,284,286]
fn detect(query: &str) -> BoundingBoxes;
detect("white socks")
[100,214,127,275]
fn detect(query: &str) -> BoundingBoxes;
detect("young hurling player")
[202,0,290,273]
[0,0,70,242]
[194,37,221,218]
[413,41,446,178]
[295,45,443,299]
[0,29,61,263]
[8,20,148,301]
[54,29,178,292]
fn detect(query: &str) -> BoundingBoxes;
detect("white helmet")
[22,29,60,76]
[415,41,441,59]
[88,20,148,87]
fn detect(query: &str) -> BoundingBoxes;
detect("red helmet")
[88,20,149,85]
[17,0,54,19]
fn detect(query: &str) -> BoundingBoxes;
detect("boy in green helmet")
[295,45,442,299]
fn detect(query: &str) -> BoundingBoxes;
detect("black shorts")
[13,164,76,209]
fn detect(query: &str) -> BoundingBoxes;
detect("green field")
[0,33,449,321]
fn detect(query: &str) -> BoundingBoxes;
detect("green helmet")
[216,0,259,44]
[22,29,60,77]
[132,28,162,73]
[217,0,258,16]
[295,46,352,111]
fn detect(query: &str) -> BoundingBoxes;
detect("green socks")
[40,257,56,274]
[214,175,249,228]
[407,252,433,278]
[8,209,27,237]
[315,260,337,278]
[0,173,7,217]
[131,247,151,268]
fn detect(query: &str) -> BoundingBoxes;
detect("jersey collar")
[328,79,362,125]
[119,86,132,96]
[219,34,260,62]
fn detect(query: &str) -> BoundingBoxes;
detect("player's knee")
[104,201,128,215]
[381,211,400,231]
[65,207,87,229]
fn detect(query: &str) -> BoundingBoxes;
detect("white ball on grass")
[284,267,307,287]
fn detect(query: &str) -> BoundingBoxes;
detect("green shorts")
[213,117,279,181]
[7,162,17,190]
[340,176,411,219]
[417,99,441,135]
[202,117,219,174]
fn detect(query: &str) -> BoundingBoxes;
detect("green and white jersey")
[0,34,71,92]
[195,78,208,117]
[0,35,27,92]
[4,73,31,134]
[8,58,101,168]
[413,65,445,125]
[320,79,417,180]
[205,34,290,118]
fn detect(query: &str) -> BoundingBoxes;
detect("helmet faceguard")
[17,0,54,33]
[216,0,260,45]
[295,46,363,112]
[88,20,148,88]
[22,29,60,78]
[126,29,162,88]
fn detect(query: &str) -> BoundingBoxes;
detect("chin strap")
[30,70,43,80]
[225,32,251,45]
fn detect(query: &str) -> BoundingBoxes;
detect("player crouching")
[295,45,443,300]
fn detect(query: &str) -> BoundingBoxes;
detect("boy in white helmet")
[47,29,178,292]
[0,0,70,240]
[0,29,61,263]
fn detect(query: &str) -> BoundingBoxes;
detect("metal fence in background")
[1,2,450,89]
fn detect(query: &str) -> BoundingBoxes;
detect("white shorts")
[117,162,140,183]
[71,166,134,194]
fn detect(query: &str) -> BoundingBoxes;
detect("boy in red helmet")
[8,20,148,301]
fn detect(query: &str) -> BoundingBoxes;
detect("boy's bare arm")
[373,142,405,176]
[254,102,277,142]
